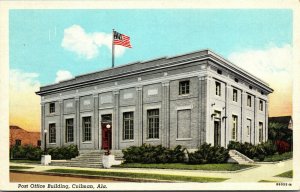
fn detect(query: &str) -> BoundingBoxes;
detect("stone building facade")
[36,49,273,151]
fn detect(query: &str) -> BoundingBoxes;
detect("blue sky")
[9,9,292,85]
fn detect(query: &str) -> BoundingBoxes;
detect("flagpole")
[112,29,115,68]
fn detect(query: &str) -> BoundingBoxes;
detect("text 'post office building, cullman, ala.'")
[36,49,273,152]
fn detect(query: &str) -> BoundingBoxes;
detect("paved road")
[10,160,293,182]
[10,172,119,182]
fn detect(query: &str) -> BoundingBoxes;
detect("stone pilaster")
[225,84,230,147]
[254,97,259,144]
[265,101,269,142]
[59,100,63,146]
[93,94,99,149]
[113,90,120,150]
[136,86,143,146]
[162,81,170,148]
[199,75,210,145]
[75,97,80,149]
[41,103,45,149]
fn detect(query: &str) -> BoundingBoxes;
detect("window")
[49,103,55,113]
[259,100,263,111]
[147,109,159,139]
[66,118,74,142]
[233,89,238,102]
[215,81,221,96]
[217,69,222,74]
[232,115,238,140]
[179,80,190,95]
[37,140,41,146]
[49,123,56,143]
[82,116,92,142]
[123,112,134,140]
[246,119,251,137]
[259,122,263,142]
[234,78,239,83]
[15,139,21,146]
[247,95,252,107]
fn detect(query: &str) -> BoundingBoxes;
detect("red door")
[102,123,112,150]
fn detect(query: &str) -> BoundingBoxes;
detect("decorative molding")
[123,92,133,99]
[176,105,193,110]
[147,88,158,96]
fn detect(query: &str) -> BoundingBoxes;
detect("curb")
[254,158,292,164]
[111,164,259,173]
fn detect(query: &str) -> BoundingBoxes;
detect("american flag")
[113,31,132,48]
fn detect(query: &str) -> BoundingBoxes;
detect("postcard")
[0,0,299,191]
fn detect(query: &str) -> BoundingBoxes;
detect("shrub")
[10,145,43,160]
[122,144,186,164]
[275,140,290,154]
[188,143,229,164]
[48,145,79,160]
[228,141,278,161]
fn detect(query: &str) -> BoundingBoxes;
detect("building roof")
[36,49,273,96]
[269,116,292,126]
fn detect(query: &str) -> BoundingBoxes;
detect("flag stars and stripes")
[113,31,132,48]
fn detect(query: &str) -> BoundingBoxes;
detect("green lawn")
[258,180,277,182]
[263,152,292,162]
[45,169,228,182]
[10,166,34,170]
[275,170,293,178]
[114,163,254,171]
[10,159,40,164]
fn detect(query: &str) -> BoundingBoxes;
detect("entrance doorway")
[101,114,112,150]
[214,121,221,146]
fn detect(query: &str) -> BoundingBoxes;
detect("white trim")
[120,107,136,113]
[176,138,192,141]
[176,105,193,110]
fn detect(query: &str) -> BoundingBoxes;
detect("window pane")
[82,117,91,142]
[147,109,159,139]
[123,112,134,140]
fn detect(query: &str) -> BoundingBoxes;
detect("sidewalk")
[10,160,293,182]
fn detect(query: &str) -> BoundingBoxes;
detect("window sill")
[121,140,134,143]
[176,138,192,141]
[82,141,92,144]
[49,143,56,145]
[145,139,160,141]
[179,94,190,97]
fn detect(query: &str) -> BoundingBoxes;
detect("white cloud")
[55,70,73,83]
[9,69,41,131]
[228,44,293,116]
[61,25,127,59]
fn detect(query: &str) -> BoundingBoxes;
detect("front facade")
[36,50,273,151]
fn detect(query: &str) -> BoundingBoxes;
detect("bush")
[228,141,278,161]
[187,143,229,164]
[48,145,79,160]
[122,144,186,164]
[10,145,43,160]
[275,140,290,154]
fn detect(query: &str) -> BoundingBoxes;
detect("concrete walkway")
[10,160,293,182]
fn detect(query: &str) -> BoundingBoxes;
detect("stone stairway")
[50,150,123,168]
[228,150,254,164]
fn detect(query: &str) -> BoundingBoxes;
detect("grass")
[258,180,277,182]
[45,168,228,182]
[10,159,40,164]
[114,163,254,171]
[263,152,293,162]
[10,166,34,170]
[275,170,293,178]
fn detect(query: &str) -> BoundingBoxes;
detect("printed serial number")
[276,183,292,186]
